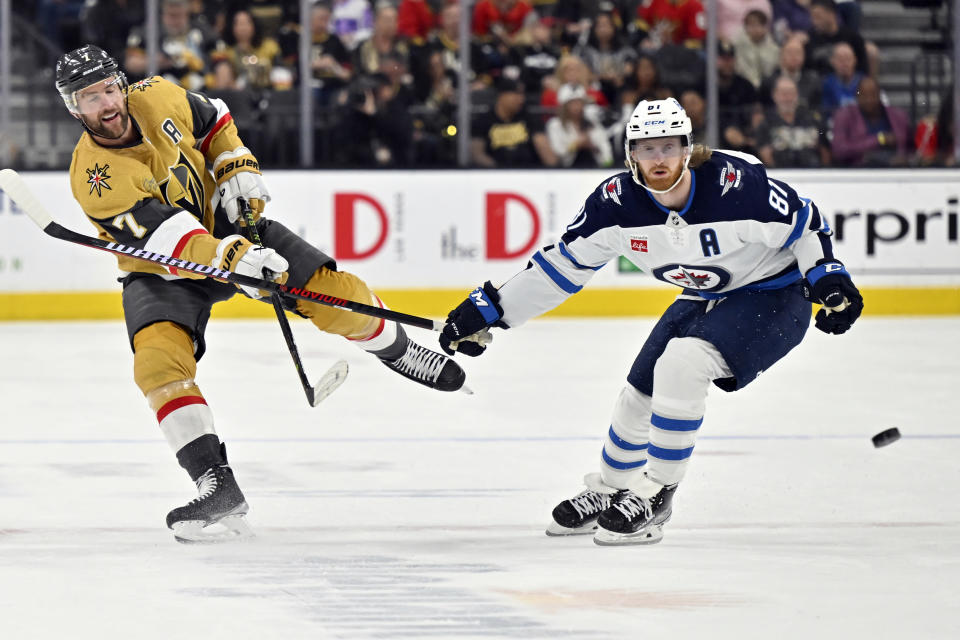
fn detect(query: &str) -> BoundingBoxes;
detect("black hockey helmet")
[55,44,126,113]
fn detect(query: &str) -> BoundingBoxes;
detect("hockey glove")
[214,147,270,225]
[440,281,504,356]
[212,235,288,299]
[806,261,864,335]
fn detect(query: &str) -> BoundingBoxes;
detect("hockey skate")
[593,482,677,546]
[166,464,253,544]
[381,337,468,393]
[546,473,615,536]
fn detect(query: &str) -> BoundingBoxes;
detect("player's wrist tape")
[468,282,502,325]
[806,262,848,286]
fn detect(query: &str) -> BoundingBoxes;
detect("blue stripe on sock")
[648,444,695,461]
[601,447,647,470]
[608,425,648,451]
[651,413,702,431]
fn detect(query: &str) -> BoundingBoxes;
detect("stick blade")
[0,169,54,229]
[308,359,349,407]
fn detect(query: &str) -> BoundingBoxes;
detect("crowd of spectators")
[26,0,957,168]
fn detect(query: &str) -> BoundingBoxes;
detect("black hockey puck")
[872,428,901,448]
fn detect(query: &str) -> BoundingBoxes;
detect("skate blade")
[593,524,664,546]
[545,520,599,536]
[459,383,474,395]
[172,515,255,544]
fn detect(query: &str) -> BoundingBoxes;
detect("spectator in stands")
[914,89,955,167]
[333,0,374,50]
[207,57,242,90]
[210,9,283,90]
[546,84,614,168]
[804,0,868,76]
[717,0,771,43]
[335,72,415,166]
[759,35,821,109]
[541,55,610,113]
[574,10,636,106]
[511,16,563,100]
[354,3,410,76]
[680,89,707,141]
[81,0,145,58]
[305,1,353,106]
[831,75,910,166]
[834,0,861,32]
[411,49,459,166]
[717,40,762,154]
[755,75,827,167]
[620,54,672,108]
[770,0,813,43]
[126,0,207,89]
[378,50,417,109]
[397,0,436,42]
[820,41,862,117]
[734,9,781,89]
[471,77,558,167]
[472,0,535,45]
[635,0,706,49]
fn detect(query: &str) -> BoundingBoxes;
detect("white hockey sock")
[150,382,217,454]
[348,296,402,357]
[600,384,652,489]
[647,337,732,486]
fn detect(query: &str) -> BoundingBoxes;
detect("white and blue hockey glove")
[440,281,503,356]
[806,260,864,335]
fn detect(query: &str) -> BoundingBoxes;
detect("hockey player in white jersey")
[439,98,863,545]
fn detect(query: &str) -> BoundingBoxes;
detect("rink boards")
[1,169,959,319]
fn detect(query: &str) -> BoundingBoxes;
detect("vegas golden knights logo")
[159,151,204,219]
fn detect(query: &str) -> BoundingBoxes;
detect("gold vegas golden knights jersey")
[69,76,249,278]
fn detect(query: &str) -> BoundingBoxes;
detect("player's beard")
[642,161,684,192]
[82,108,130,140]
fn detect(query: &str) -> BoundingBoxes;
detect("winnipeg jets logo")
[719,161,742,197]
[128,78,156,92]
[601,177,622,206]
[652,264,731,291]
[86,163,112,197]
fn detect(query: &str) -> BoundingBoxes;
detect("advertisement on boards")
[1,169,959,293]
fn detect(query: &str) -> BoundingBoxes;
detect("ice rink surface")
[0,316,958,639]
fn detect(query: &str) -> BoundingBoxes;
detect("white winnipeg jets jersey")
[496,150,836,328]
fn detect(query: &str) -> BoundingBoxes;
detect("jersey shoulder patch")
[127,76,193,135]
[70,140,154,219]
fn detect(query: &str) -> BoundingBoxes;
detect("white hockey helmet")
[624,98,693,194]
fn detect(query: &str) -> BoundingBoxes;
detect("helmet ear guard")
[624,98,693,195]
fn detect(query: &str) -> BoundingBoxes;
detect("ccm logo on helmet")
[644,120,666,125]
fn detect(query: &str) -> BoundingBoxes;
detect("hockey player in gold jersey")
[57,45,465,542]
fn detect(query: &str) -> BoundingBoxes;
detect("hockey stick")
[239,197,348,407]
[0,169,442,333]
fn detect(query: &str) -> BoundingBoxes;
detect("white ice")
[0,317,958,639]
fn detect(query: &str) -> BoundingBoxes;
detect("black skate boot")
[594,483,678,546]
[166,463,252,544]
[546,473,614,536]
[381,337,467,392]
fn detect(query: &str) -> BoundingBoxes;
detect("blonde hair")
[688,144,713,168]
